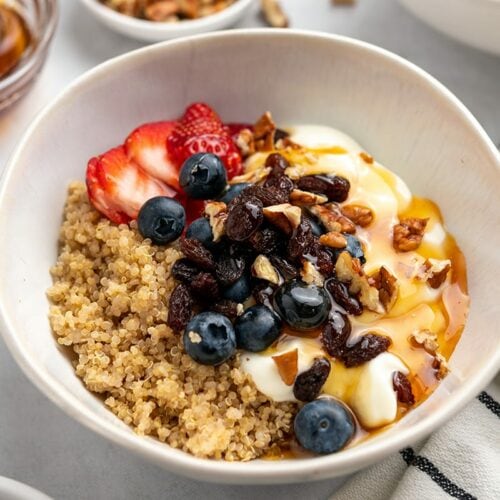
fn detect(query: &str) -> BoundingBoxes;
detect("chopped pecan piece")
[272,349,298,385]
[253,111,276,151]
[319,231,347,249]
[261,0,288,28]
[289,189,328,206]
[309,204,355,234]
[371,266,398,312]
[300,260,324,286]
[433,353,449,380]
[393,217,428,252]
[230,166,271,185]
[234,128,255,158]
[252,255,281,285]
[410,329,439,354]
[144,1,179,21]
[204,201,227,242]
[263,203,302,234]
[341,204,374,227]
[416,259,451,289]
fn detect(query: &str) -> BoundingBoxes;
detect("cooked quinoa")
[47,182,296,461]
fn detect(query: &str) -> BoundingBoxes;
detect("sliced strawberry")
[86,146,176,224]
[125,121,180,190]
[167,102,243,179]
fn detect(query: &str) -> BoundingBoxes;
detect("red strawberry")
[125,121,179,190]
[225,122,253,137]
[167,102,243,179]
[86,146,176,224]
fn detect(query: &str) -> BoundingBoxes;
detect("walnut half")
[393,217,428,252]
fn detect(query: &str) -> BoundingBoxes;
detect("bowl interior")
[0,31,499,483]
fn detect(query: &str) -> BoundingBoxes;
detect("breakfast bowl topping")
[48,102,469,461]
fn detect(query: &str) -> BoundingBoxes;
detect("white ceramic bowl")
[0,477,51,500]
[0,30,499,484]
[78,0,255,42]
[400,0,500,55]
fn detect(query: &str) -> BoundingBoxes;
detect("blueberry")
[219,183,252,204]
[186,217,216,249]
[274,280,331,331]
[183,312,236,366]
[179,153,227,199]
[137,196,185,245]
[235,305,282,352]
[222,273,251,303]
[294,398,355,454]
[303,214,324,237]
[333,235,365,264]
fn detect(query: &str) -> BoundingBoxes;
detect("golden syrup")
[0,3,30,79]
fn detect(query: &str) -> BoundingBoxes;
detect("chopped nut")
[433,353,449,380]
[393,218,428,252]
[252,255,281,285]
[416,259,451,289]
[359,152,374,164]
[309,204,356,234]
[263,203,302,234]
[144,0,179,21]
[319,231,347,249]
[204,201,227,242]
[289,189,328,206]
[229,166,271,185]
[300,260,324,286]
[335,252,384,313]
[341,204,374,227]
[236,303,245,316]
[234,128,255,158]
[253,111,276,151]
[261,0,288,28]
[272,349,298,385]
[371,266,398,311]
[188,331,202,344]
[410,329,439,354]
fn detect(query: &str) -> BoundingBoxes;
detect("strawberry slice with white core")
[86,146,176,224]
[125,121,179,190]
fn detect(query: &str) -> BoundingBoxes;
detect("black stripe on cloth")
[477,391,500,418]
[400,448,476,500]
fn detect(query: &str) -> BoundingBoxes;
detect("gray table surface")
[0,1,498,499]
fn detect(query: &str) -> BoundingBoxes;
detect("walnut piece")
[300,260,324,286]
[393,217,428,252]
[229,166,271,185]
[272,349,298,385]
[204,201,227,242]
[341,204,374,227]
[319,231,347,249]
[252,255,280,285]
[416,259,451,289]
[263,203,302,234]
[309,204,356,234]
[289,189,328,206]
[253,111,276,151]
[234,128,255,158]
[433,353,449,380]
[410,329,439,354]
[261,0,288,28]
[335,252,384,313]
[371,266,398,312]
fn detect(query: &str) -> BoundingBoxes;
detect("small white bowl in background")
[0,477,51,500]
[77,0,255,42]
[400,0,500,56]
[0,30,499,484]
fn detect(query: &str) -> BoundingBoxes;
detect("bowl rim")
[78,0,255,34]
[0,29,499,483]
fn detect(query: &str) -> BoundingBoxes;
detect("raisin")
[189,272,220,300]
[297,175,350,202]
[242,184,290,207]
[210,299,240,321]
[269,255,298,280]
[342,333,391,367]
[312,241,337,277]
[321,311,352,357]
[226,197,264,241]
[252,281,277,306]
[325,277,363,316]
[293,358,331,402]
[249,227,284,254]
[393,372,415,405]
[171,258,199,284]
[265,152,290,177]
[288,220,315,262]
[180,238,215,271]
[167,283,192,332]
[215,254,245,286]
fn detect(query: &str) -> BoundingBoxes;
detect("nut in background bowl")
[0,30,499,483]
[0,0,58,113]
[78,0,255,42]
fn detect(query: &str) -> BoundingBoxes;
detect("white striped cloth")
[331,374,500,500]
